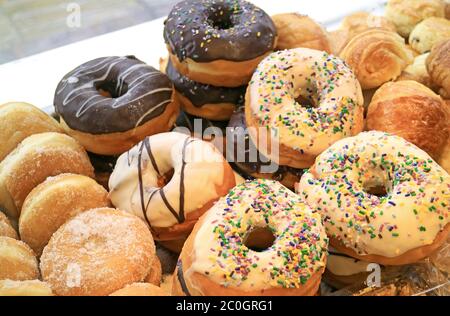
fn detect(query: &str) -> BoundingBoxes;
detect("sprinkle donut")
[245,48,364,169]
[298,131,450,265]
[40,208,156,296]
[173,179,328,296]
[109,132,236,252]
[164,0,277,87]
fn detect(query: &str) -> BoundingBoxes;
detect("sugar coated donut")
[109,132,236,252]
[173,179,328,296]
[0,102,63,162]
[54,56,179,155]
[246,48,364,169]
[0,211,18,239]
[164,0,277,87]
[19,173,110,256]
[0,279,53,296]
[0,132,94,218]
[145,256,162,286]
[0,236,39,281]
[109,283,167,296]
[40,208,156,296]
[298,131,450,265]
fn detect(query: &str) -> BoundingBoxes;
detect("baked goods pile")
[0,0,448,296]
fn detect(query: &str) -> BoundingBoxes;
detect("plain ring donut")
[173,179,328,296]
[0,236,39,281]
[246,48,364,169]
[298,131,450,265]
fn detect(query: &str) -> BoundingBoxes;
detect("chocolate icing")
[166,59,246,107]
[164,0,276,62]
[227,107,305,181]
[54,56,173,134]
[177,261,192,296]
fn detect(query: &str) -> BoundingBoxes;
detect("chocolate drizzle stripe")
[137,141,154,231]
[179,138,195,223]
[177,261,191,296]
[144,137,160,176]
[160,188,182,223]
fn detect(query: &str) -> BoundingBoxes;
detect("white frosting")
[298,131,450,258]
[109,132,230,228]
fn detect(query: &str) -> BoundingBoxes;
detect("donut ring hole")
[207,6,235,30]
[157,169,174,188]
[95,80,129,99]
[243,226,276,252]
[295,95,316,109]
[363,183,389,198]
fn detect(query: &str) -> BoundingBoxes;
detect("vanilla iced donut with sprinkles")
[245,48,364,169]
[173,179,328,296]
[298,131,450,265]
[54,56,179,155]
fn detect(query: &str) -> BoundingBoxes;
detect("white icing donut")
[246,48,364,168]
[298,131,450,263]
[109,132,236,240]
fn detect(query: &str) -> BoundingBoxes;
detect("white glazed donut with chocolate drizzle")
[108,132,236,252]
[54,56,180,155]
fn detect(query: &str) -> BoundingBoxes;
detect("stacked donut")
[0,102,165,296]
[162,0,277,120]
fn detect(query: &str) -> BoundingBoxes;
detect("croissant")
[271,13,332,52]
[340,11,396,38]
[409,17,450,54]
[340,28,414,89]
[385,0,445,37]
[397,53,435,89]
[329,29,350,55]
[426,39,450,99]
[438,100,450,174]
[366,80,448,160]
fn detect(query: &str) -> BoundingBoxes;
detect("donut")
[164,0,277,87]
[0,280,53,296]
[0,211,18,239]
[173,179,328,296]
[54,56,180,155]
[145,256,162,286]
[40,208,156,296]
[163,58,245,120]
[109,132,236,252]
[0,236,39,281]
[227,106,305,189]
[0,102,63,162]
[245,48,364,169]
[19,173,110,256]
[0,132,94,218]
[298,131,450,265]
[109,283,167,296]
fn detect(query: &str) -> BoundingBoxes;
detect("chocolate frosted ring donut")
[164,0,277,87]
[54,56,179,155]
[166,59,245,120]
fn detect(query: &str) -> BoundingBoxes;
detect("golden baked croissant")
[385,0,445,37]
[409,17,450,54]
[366,80,448,160]
[426,39,450,99]
[340,28,414,89]
[329,29,350,55]
[340,11,397,38]
[438,100,450,174]
[271,13,332,52]
[397,53,435,89]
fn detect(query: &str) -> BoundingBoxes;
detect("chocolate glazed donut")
[227,107,305,189]
[166,59,245,120]
[164,0,277,87]
[54,56,179,155]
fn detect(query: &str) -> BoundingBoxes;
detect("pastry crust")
[0,211,18,239]
[340,28,414,89]
[340,11,396,39]
[271,13,331,52]
[426,39,450,99]
[0,280,53,296]
[0,236,39,281]
[409,17,450,54]
[366,81,448,160]
[109,283,167,296]
[397,53,435,89]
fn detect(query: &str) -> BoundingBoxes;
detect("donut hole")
[295,95,316,109]
[95,80,128,98]
[244,226,276,252]
[208,8,234,30]
[157,169,174,187]
[363,183,389,198]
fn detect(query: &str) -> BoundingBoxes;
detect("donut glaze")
[175,179,328,296]
[166,59,245,108]
[298,131,450,264]
[246,48,364,169]
[164,0,276,62]
[54,56,174,134]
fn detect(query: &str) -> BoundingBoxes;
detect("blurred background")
[0,0,179,64]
